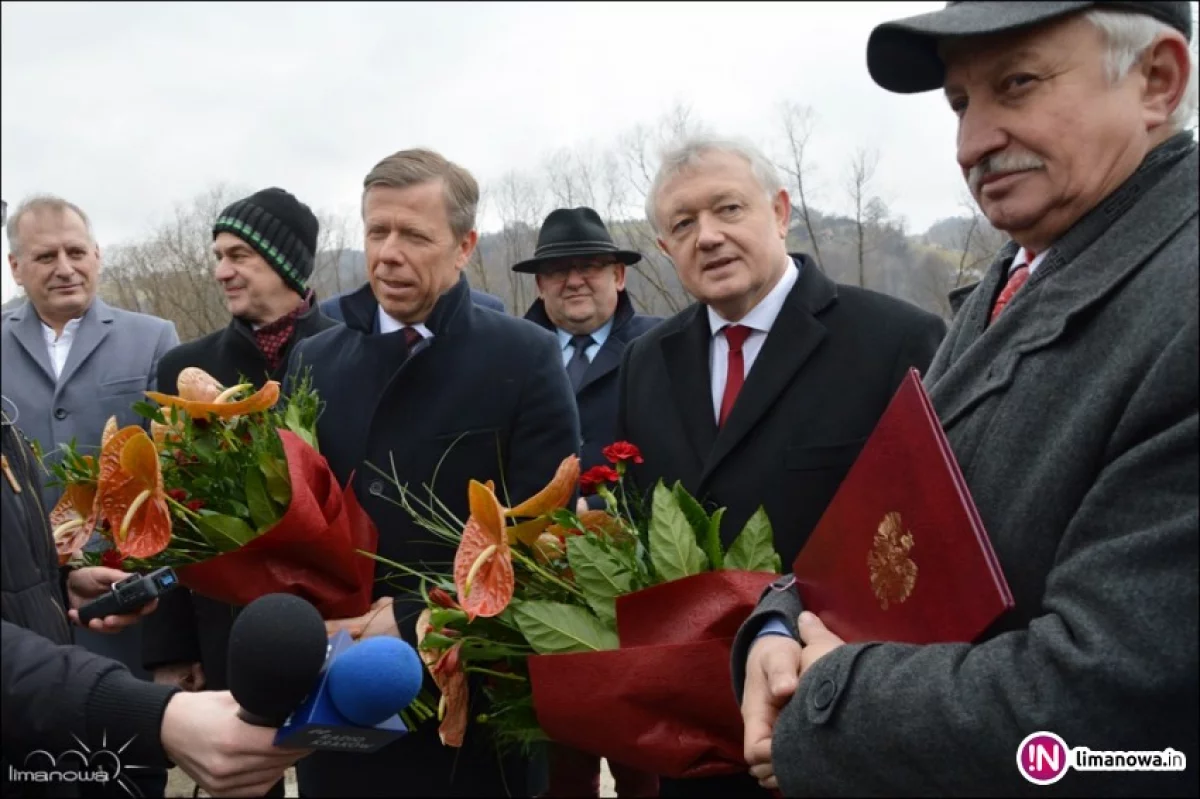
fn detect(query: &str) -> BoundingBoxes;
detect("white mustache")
[968,150,1046,194]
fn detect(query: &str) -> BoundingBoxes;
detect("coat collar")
[930,133,1198,431]
[342,274,473,337]
[7,297,114,387]
[658,254,834,479]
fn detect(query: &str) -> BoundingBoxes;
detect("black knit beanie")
[213,188,319,295]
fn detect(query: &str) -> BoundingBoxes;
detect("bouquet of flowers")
[371,441,780,777]
[44,367,377,618]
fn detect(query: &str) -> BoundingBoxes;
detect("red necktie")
[718,325,752,428]
[989,262,1032,324]
[403,326,423,349]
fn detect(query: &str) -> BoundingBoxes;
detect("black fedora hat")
[512,207,642,274]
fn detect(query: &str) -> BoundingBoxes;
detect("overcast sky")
[0,0,1143,303]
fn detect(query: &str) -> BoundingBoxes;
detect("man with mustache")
[736,2,1198,796]
[615,135,947,798]
[2,194,180,799]
[283,148,579,797]
[139,187,337,798]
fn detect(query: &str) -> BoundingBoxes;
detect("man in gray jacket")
[733,2,1198,796]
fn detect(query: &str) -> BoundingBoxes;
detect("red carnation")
[186,499,206,512]
[101,549,124,570]
[579,465,620,495]
[602,441,644,465]
[167,488,188,502]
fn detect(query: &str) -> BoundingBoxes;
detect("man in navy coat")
[514,207,662,796]
[284,148,579,798]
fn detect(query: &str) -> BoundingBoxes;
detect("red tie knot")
[723,324,752,353]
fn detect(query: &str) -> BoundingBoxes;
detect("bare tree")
[846,147,880,288]
[493,171,544,313]
[311,210,359,298]
[776,101,825,270]
[952,191,1005,289]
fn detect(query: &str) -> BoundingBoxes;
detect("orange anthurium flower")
[453,479,514,621]
[95,427,172,559]
[415,609,468,748]
[49,463,99,566]
[145,380,281,421]
[505,455,580,519]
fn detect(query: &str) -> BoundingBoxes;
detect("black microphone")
[227,593,329,727]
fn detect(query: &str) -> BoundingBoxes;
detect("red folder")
[791,368,1013,644]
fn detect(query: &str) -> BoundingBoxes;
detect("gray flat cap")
[867,1,1194,94]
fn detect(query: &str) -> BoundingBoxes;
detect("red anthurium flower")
[579,465,620,495]
[602,441,644,465]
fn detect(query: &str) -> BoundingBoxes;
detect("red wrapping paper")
[176,430,378,618]
[528,570,777,779]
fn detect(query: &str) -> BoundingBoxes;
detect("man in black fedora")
[515,207,662,486]
[513,206,661,797]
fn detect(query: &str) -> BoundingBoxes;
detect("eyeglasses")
[539,259,617,280]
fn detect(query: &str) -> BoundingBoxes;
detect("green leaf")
[673,482,711,544]
[706,507,726,570]
[258,455,291,506]
[194,513,257,552]
[566,536,635,625]
[244,467,278,532]
[648,481,708,581]
[724,507,779,573]
[512,600,618,654]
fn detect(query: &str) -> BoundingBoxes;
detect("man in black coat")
[615,135,947,798]
[284,148,579,797]
[140,188,338,769]
[516,207,662,479]
[514,209,661,796]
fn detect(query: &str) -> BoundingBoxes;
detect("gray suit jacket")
[1,297,179,509]
[732,134,1199,796]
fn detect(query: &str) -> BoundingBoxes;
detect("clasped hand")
[741,612,845,791]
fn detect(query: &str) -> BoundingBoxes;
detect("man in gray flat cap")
[732,2,1198,796]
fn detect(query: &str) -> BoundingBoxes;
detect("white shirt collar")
[41,316,82,343]
[706,255,799,337]
[1012,247,1050,276]
[376,306,434,341]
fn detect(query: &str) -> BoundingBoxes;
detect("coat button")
[54,408,68,420]
[813,678,837,710]
[368,480,384,496]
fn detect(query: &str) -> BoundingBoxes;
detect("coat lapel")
[699,263,833,488]
[8,303,56,384]
[576,341,620,394]
[55,300,114,392]
[661,306,718,467]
